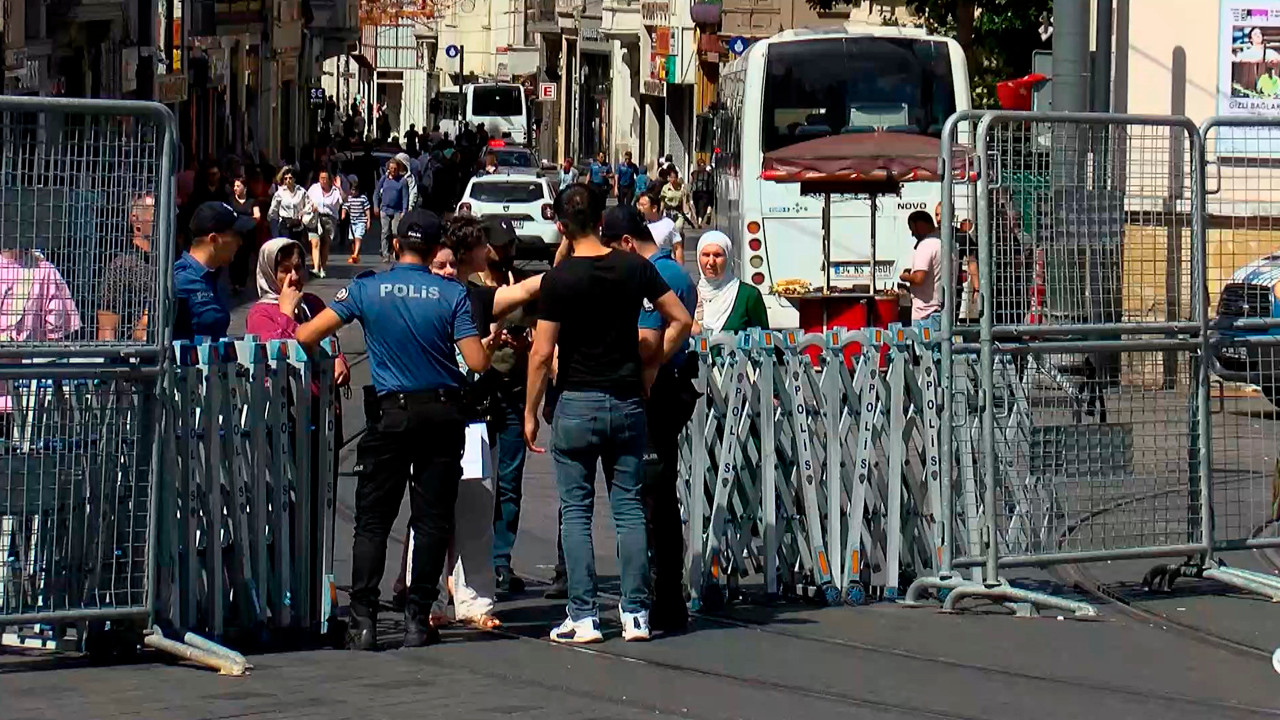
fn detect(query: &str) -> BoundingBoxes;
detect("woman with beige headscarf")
[694,231,768,335]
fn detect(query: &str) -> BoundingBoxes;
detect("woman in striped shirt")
[344,176,370,264]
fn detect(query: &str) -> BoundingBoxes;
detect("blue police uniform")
[173,201,256,341]
[172,253,230,341]
[331,210,479,649]
[635,240,698,629]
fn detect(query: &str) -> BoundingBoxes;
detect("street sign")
[445,44,460,59]
[728,36,749,56]
[539,82,557,102]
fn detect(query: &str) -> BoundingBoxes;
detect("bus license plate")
[832,263,868,279]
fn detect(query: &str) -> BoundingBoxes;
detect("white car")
[458,175,561,259]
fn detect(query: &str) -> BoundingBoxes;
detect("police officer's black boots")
[347,605,378,651]
[402,610,441,648]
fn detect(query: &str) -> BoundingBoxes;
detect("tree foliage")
[820,0,1054,107]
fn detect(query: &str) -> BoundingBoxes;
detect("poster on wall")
[1218,0,1280,156]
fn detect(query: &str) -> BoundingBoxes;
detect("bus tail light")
[751,272,766,285]
[458,202,472,214]
[748,238,762,252]
[747,220,761,234]
[541,204,555,220]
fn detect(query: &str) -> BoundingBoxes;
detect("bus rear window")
[761,37,955,153]
[471,87,524,117]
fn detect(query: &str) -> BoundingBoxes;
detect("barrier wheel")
[821,583,842,607]
[844,584,866,606]
[937,587,952,602]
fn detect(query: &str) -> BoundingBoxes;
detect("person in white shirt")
[899,210,943,334]
[637,192,683,262]
[268,166,313,246]
[306,170,345,278]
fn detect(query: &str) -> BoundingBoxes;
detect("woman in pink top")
[245,237,350,388]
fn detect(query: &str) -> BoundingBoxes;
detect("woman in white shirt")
[267,166,313,247]
[306,169,345,278]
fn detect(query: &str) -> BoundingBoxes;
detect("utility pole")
[572,1,582,162]
[1091,0,1112,113]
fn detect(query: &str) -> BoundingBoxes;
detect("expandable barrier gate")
[679,326,945,608]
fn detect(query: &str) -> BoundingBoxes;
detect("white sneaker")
[549,615,603,644]
[619,605,651,642]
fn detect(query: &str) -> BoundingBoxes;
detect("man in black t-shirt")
[525,184,693,644]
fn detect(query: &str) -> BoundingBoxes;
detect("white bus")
[463,83,530,146]
[711,25,971,329]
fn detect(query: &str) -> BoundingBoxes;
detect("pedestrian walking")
[899,210,943,333]
[587,152,613,198]
[345,178,369,264]
[615,151,639,207]
[267,166,312,246]
[634,162,650,196]
[306,169,344,278]
[173,201,256,342]
[374,158,410,263]
[690,159,714,227]
[297,209,495,651]
[558,157,580,192]
[228,177,263,292]
[604,204,699,633]
[523,185,693,644]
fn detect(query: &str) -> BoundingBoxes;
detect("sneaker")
[622,602,655,640]
[495,566,526,595]
[619,605,651,642]
[550,615,603,644]
[543,570,568,600]
[317,268,328,278]
[346,609,378,651]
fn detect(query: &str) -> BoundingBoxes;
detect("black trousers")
[617,184,635,207]
[349,392,465,617]
[642,365,698,609]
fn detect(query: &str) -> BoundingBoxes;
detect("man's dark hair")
[639,190,662,210]
[444,213,487,258]
[908,210,936,229]
[555,184,603,240]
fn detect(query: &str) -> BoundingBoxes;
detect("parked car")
[458,174,560,259]
[1214,252,1280,405]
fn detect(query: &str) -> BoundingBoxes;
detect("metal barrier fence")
[679,327,945,609]
[681,112,1280,619]
[0,338,339,672]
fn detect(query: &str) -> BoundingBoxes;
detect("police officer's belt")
[378,388,465,406]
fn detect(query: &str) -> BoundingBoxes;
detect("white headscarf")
[696,231,740,335]
[256,237,305,304]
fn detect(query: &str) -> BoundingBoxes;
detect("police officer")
[298,209,493,650]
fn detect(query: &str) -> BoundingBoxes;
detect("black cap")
[480,216,518,249]
[190,201,257,237]
[395,209,443,245]
[601,204,652,244]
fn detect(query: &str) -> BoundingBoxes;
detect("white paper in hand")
[461,422,492,480]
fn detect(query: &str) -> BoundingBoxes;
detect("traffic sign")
[539,82,557,102]
[445,44,460,59]
[728,36,749,56]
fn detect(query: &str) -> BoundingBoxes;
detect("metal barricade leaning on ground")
[678,326,946,611]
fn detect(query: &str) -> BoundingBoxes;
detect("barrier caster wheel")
[937,588,952,602]
[844,585,866,606]
[701,583,725,613]
[821,583,842,607]
[1142,565,1169,592]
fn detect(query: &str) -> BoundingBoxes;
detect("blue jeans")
[552,390,651,620]
[491,400,528,570]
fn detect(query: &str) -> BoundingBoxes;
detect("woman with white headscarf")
[694,231,768,335]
